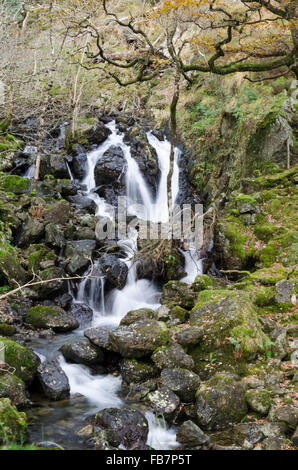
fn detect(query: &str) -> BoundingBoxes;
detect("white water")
[41,120,202,449]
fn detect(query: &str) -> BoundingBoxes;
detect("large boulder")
[189,291,270,376]
[25,305,79,333]
[109,320,170,358]
[160,368,201,402]
[65,240,96,275]
[100,254,128,289]
[69,303,93,327]
[39,154,69,179]
[82,121,111,146]
[0,398,27,444]
[0,174,30,195]
[16,216,45,248]
[60,339,104,366]
[245,390,272,416]
[0,337,38,385]
[195,373,248,431]
[0,373,28,408]
[36,359,70,400]
[84,327,112,351]
[94,146,126,187]
[120,308,157,326]
[0,248,28,286]
[95,407,148,450]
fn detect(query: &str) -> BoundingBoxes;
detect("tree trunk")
[167,72,180,239]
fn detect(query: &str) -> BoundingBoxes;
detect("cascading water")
[29,119,203,449]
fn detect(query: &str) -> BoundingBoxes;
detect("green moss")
[259,241,281,266]
[192,289,233,310]
[25,305,61,328]
[254,225,277,242]
[0,398,27,445]
[0,337,38,385]
[0,324,16,336]
[171,306,188,322]
[255,287,276,307]
[0,174,30,195]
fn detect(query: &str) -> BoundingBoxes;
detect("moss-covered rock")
[119,358,159,384]
[245,390,272,416]
[195,373,248,431]
[0,246,28,287]
[0,337,38,385]
[119,308,157,326]
[161,281,197,309]
[0,324,16,336]
[0,398,27,444]
[25,305,78,333]
[0,373,27,407]
[189,291,270,376]
[0,174,30,195]
[27,244,57,274]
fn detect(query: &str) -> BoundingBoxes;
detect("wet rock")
[40,154,69,179]
[87,429,120,450]
[17,216,44,248]
[70,303,93,327]
[33,266,68,299]
[65,240,96,275]
[120,308,157,326]
[109,320,170,358]
[177,420,210,446]
[0,250,28,286]
[152,343,194,371]
[0,373,28,408]
[245,390,272,416]
[83,121,111,146]
[25,305,79,333]
[56,179,79,197]
[0,398,27,444]
[125,380,157,402]
[68,194,97,214]
[275,280,296,306]
[175,326,204,347]
[120,359,159,384]
[161,281,196,309]
[71,152,87,179]
[146,386,180,417]
[0,337,39,384]
[60,339,104,366]
[95,407,149,450]
[195,373,248,431]
[94,146,126,187]
[84,327,112,351]
[100,254,128,289]
[160,368,201,402]
[36,359,70,401]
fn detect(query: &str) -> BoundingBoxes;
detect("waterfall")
[35,119,203,449]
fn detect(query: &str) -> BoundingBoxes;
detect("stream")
[26,120,203,450]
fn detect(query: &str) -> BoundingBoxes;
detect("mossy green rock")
[0,373,27,407]
[109,320,170,358]
[245,390,272,416]
[27,244,57,273]
[25,305,79,333]
[189,291,269,376]
[0,248,28,286]
[0,337,38,385]
[0,398,27,444]
[119,358,159,383]
[0,174,30,195]
[161,281,196,309]
[195,373,248,431]
[120,308,157,326]
[0,323,16,336]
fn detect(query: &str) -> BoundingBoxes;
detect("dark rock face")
[177,420,210,446]
[94,146,126,187]
[100,254,128,289]
[60,339,104,366]
[68,194,97,214]
[69,303,93,327]
[83,122,112,146]
[195,373,248,431]
[0,373,28,408]
[39,154,69,179]
[109,320,170,358]
[95,407,149,450]
[17,216,44,248]
[70,152,87,179]
[160,368,201,402]
[65,240,96,275]
[36,359,70,400]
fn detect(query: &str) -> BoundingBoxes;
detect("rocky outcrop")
[0,398,27,444]
[60,339,104,366]
[36,359,70,400]
[25,305,79,332]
